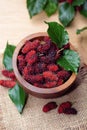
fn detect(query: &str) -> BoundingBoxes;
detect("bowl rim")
[12,32,77,95]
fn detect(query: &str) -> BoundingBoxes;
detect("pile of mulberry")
[17,36,71,88]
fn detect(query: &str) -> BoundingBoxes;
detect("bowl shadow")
[62,64,87,96]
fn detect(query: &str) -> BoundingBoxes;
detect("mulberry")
[43,102,57,112]
[25,50,38,65]
[57,79,64,86]
[43,71,58,81]
[47,64,58,72]
[57,70,71,81]
[22,40,39,53]
[64,108,77,115]
[0,80,16,88]
[2,70,16,80]
[28,74,43,84]
[37,41,51,53]
[58,101,72,114]
[44,81,57,88]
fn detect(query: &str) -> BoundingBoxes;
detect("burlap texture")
[0,53,87,130]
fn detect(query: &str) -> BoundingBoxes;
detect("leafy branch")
[46,21,80,73]
[27,0,87,27]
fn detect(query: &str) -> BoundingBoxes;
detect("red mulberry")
[58,101,72,114]
[44,81,57,88]
[44,36,50,42]
[17,54,24,61]
[43,102,57,112]
[0,80,16,88]
[43,71,58,81]
[25,50,36,60]
[22,40,39,54]
[27,55,38,65]
[22,41,32,54]
[2,70,16,80]
[25,50,38,65]
[22,66,28,75]
[47,64,58,72]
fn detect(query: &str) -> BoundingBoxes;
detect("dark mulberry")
[28,74,43,84]
[57,79,64,86]
[63,43,70,49]
[37,41,51,53]
[17,57,26,72]
[59,0,66,2]
[64,108,77,115]
[34,62,47,74]
[57,70,71,81]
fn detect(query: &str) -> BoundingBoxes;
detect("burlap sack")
[0,53,87,130]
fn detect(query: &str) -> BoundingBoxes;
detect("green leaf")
[27,0,47,18]
[72,0,85,6]
[44,0,58,17]
[80,0,87,17]
[8,83,28,114]
[3,43,28,114]
[57,50,80,73]
[59,2,75,27]
[76,26,87,34]
[3,42,16,71]
[45,21,69,48]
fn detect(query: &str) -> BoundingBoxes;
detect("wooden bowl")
[12,32,77,99]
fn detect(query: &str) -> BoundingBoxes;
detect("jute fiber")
[0,54,87,130]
